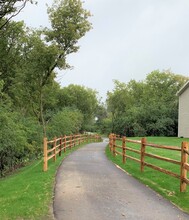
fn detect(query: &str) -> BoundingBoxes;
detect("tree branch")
[0,0,27,30]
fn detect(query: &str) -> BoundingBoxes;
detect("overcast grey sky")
[15,0,189,100]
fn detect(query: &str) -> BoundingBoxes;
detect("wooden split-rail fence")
[109,134,189,192]
[43,134,101,171]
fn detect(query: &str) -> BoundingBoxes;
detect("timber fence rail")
[109,134,189,192]
[43,134,101,171]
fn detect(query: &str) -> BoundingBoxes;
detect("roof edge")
[177,81,189,96]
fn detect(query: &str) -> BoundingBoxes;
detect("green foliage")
[47,0,92,62]
[94,103,108,132]
[58,84,98,129]
[18,116,43,155]
[107,70,189,136]
[99,117,112,135]
[0,20,25,95]
[47,108,83,138]
[0,103,43,176]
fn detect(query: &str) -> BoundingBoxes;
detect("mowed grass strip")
[0,143,86,220]
[106,137,189,213]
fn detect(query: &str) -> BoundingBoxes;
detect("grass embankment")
[106,137,189,213]
[0,144,86,220]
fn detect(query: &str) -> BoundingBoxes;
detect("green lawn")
[106,136,189,213]
[0,144,86,220]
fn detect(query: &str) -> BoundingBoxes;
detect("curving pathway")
[53,140,189,220]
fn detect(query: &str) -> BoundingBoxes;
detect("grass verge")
[106,137,189,213]
[0,143,87,220]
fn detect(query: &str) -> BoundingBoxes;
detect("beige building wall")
[178,86,189,138]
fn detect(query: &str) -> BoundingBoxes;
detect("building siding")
[178,86,189,138]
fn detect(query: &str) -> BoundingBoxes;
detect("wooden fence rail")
[109,133,189,192]
[44,134,101,171]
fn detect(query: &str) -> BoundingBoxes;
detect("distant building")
[177,81,189,138]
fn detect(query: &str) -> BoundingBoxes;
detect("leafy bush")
[132,123,147,137]
[47,107,83,138]
[18,116,43,158]
[0,109,26,175]
[0,106,43,176]
[99,118,112,135]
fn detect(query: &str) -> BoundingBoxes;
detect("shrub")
[0,106,43,176]
[47,107,83,138]
[0,109,27,175]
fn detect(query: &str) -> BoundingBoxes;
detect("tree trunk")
[39,88,46,137]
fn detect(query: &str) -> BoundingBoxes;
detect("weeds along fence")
[109,134,189,192]
[43,134,101,171]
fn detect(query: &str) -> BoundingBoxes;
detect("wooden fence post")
[122,136,126,164]
[75,134,77,146]
[79,134,81,145]
[53,137,57,162]
[64,135,66,153]
[43,137,48,172]
[59,136,62,156]
[73,135,76,147]
[141,137,146,172]
[113,134,116,157]
[76,134,79,146]
[180,142,188,192]
[70,135,72,150]
[109,134,112,152]
[73,135,74,147]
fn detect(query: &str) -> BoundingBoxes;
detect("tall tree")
[11,0,92,136]
[44,0,92,85]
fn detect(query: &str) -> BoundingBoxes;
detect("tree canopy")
[106,71,189,137]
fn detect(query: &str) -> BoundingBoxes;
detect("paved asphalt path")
[53,140,189,220]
